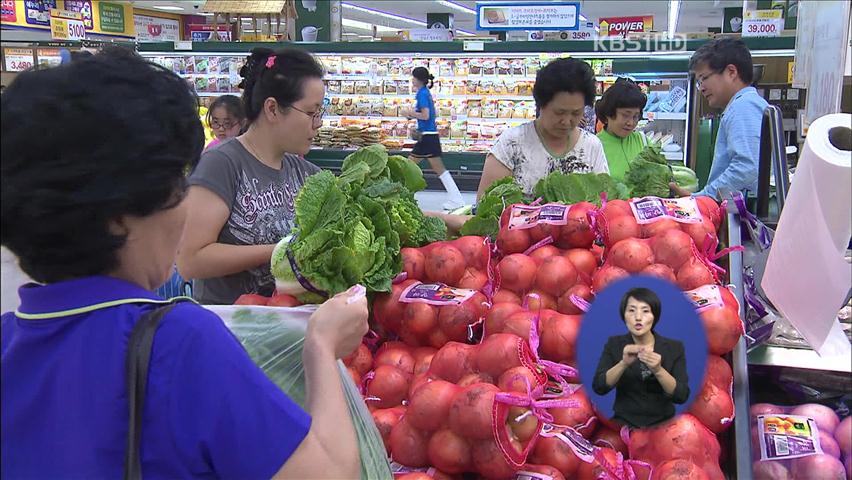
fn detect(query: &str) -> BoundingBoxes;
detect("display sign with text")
[599,16,653,37]
[477,2,580,31]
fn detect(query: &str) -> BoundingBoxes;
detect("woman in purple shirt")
[1,46,367,479]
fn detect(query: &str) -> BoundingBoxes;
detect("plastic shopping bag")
[207,305,393,480]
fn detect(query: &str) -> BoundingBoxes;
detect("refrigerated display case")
[137,38,796,184]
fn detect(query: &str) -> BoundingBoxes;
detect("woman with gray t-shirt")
[178,48,327,304]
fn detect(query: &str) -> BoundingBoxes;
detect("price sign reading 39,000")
[746,23,777,34]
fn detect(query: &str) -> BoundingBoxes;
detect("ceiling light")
[151,5,184,11]
[342,3,426,27]
[198,12,214,16]
[342,17,400,33]
[342,32,358,35]
[667,0,681,39]
[437,1,476,15]
[456,30,477,36]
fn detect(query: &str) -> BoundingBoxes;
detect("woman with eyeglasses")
[595,78,649,182]
[178,47,326,305]
[205,94,246,150]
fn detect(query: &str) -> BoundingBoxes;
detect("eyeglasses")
[289,105,326,125]
[616,110,642,123]
[210,118,237,130]
[695,70,722,87]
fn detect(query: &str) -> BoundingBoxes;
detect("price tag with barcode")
[756,414,823,460]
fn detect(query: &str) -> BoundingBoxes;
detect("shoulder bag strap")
[123,302,182,480]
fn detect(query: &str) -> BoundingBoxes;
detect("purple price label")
[538,204,569,222]
[631,198,667,223]
[399,282,477,306]
[757,415,823,460]
[508,204,569,230]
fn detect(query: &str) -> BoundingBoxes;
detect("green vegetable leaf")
[412,215,448,245]
[459,216,499,237]
[343,144,388,178]
[294,171,346,236]
[388,155,427,193]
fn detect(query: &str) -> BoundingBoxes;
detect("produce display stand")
[723,205,755,480]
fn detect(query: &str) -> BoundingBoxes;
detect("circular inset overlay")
[576,275,708,426]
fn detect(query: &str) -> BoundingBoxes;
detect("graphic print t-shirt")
[490,121,609,195]
[188,139,321,304]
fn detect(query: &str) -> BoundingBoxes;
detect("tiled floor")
[414,189,478,212]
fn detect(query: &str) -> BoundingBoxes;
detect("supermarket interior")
[1,1,851,479]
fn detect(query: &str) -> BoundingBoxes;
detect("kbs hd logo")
[595,34,688,53]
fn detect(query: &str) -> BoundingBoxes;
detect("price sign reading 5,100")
[68,22,86,39]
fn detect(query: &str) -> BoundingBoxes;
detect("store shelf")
[747,344,852,373]
[643,112,688,121]
[327,93,535,100]
[324,74,619,82]
[324,115,528,123]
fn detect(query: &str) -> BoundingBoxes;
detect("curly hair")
[1,48,204,284]
[533,57,597,109]
[595,78,648,126]
[238,47,324,123]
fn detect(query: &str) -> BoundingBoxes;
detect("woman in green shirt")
[595,78,648,181]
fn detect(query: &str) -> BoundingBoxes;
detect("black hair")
[412,66,434,89]
[595,78,648,127]
[1,47,204,284]
[206,94,246,128]
[689,37,754,85]
[619,288,662,329]
[238,47,324,123]
[533,57,596,109]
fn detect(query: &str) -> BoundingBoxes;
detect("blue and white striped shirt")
[697,86,768,199]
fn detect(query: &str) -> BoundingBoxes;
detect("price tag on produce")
[507,203,570,230]
[629,196,703,225]
[686,285,727,313]
[756,414,823,460]
[4,48,34,72]
[399,282,477,306]
[742,9,783,37]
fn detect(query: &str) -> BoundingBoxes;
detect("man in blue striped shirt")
[671,38,768,201]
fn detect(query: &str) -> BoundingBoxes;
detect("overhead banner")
[134,14,180,42]
[1,0,133,38]
[477,2,580,31]
[599,16,653,37]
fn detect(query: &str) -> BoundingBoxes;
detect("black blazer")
[592,333,689,428]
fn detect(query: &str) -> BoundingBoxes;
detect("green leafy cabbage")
[624,143,674,198]
[459,176,526,238]
[533,171,630,206]
[271,145,443,300]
